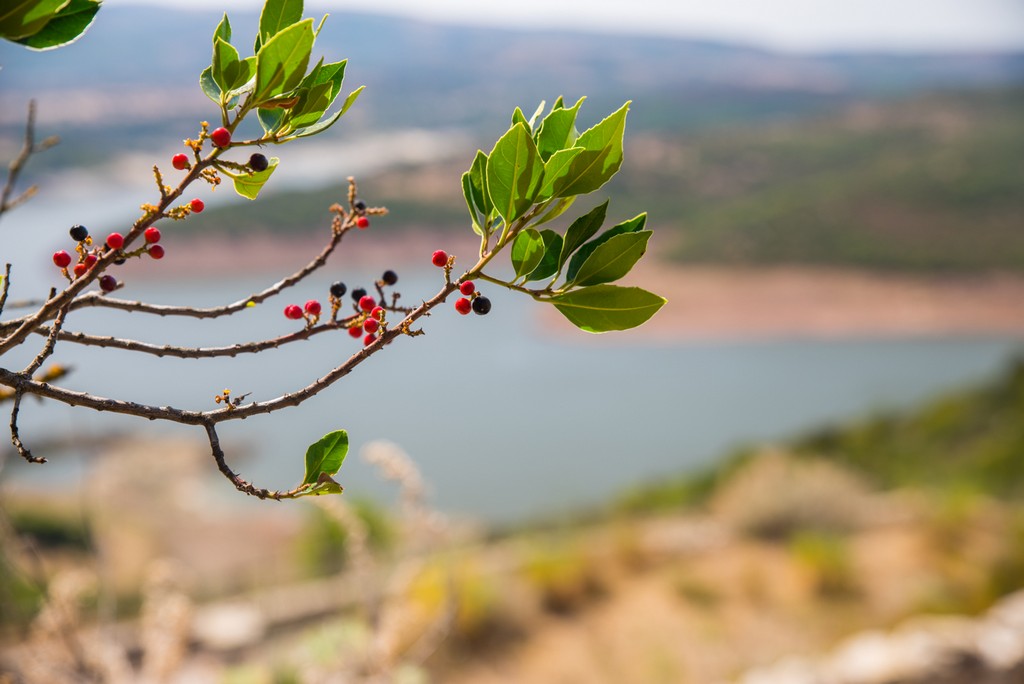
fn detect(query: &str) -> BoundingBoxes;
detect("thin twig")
[0,264,11,317]
[10,391,44,463]
[203,421,306,500]
[23,290,65,376]
[0,101,59,221]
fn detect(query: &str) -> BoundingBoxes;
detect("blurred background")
[1,1,1023,682]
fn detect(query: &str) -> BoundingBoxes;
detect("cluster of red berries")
[285,271,401,347]
[52,223,164,286]
[431,250,491,316]
[284,300,322,324]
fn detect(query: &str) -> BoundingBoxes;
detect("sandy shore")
[125,230,1024,343]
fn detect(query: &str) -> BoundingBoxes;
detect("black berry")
[99,275,117,292]
[69,225,89,242]
[351,287,367,302]
[353,199,367,212]
[114,258,126,265]
[472,296,491,315]
[329,281,347,298]
[382,270,398,286]
[249,153,269,172]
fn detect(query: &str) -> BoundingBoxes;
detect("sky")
[116,0,1024,52]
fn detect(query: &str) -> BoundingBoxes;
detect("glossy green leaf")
[566,212,646,282]
[0,0,68,41]
[462,172,482,235]
[255,0,303,53]
[287,82,332,128]
[200,66,221,104]
[511,228,545,278]
[301,429,349,486]
[252,18,314,105]
[536,96,584,160]
[223,157,279,199]
[486,123,543,224]
[511,106,529,130]
[257,107,286,135]
[13,0,98,50]
[527,100,546,128]
[468,150,493,219]
[551,101,630,198]
[525,229,562,282]
[547,285,665,333]
[538,146,584,200]
[298,58,347,104]
[213,11,231,44]
[559,200,608,269]
[531,195,577,229]
[212,37,241,92]
[552,96,566,110]
[568,231,651,287]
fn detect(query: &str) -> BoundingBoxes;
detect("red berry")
[171,153,189,170]
[431,250,448,267]
[455,297,472,315]
[106,232,124,250]
[144,227,161,244]
[210,127,231,148]
[355,216,370,229]
[370,306,385,320]
[304,300,322,316]
[363,333,376,346]
[459,281,475,296]
[284,304,303,320]
[99,275,117,292]
[363,318,379,334]
[190,198,205,213]
[358,295,376,312]
[84,253,98,268]
[348,326,362,338]
[73,263,87,278]
[148,245,165,260]
[53,250,72,268]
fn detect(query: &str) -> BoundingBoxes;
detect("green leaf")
[257,107,286,135]
[467,150,492,220]
[566,212,646,282]
[288,85,363,140]
[13,0,98,50]
[292,472,344,497]
[213,11,231,44]
[222,157,279,199]
[301,429,349,486]
[252,18,314,105]
[559,200,608,269]
[0,0,68,41]
[551,101,630,198]
[567,231,651,287]
[486,123,543,224]
[511,106,529,130]
[462,172,482,235]
[287,82,332,128]
[297,58,347,104]
[200,66,221,104]
[538,146,584,200]
[255,0,303,53]
[536,96,584,160]
[531,195,576,228]
[527,100,547,128]
[547,285,666,333]
[212,37,241,93]
[511,228,545,278]
[525,229,562,282]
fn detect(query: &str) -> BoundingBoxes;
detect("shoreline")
[122,231,1024,343]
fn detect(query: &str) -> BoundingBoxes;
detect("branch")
[10,392,43,463]
[24,291,65,376]
[0,264,11,317]
[0,101,59,221]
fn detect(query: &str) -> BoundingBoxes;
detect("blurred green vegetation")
[295,498,394,577]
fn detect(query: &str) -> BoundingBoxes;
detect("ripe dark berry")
[381,270,398,286]
[171,153,189,170]
[355,216,370,229]
[329,281,347,298]
[148,245,165,260]
[210,127,231,148]
[348,326,362,339]
[459,281,475,296]
[99,275,117,292]
[284,304,303,320]
[358,295,376,312]
[351,287,367,302]
[431,250,448,267]
[363,333,376,346]
[472,296,492,315]
[304,300,322,316]
[144,227,161,244]
[249,153,269,172]
[53,250,72,269]
[69,225,89,242]
[114,258,126,266]
[363,318,379,334]
[455,297,472,315]
[353,199,367,212]
[370,306,385,320]
[106,232,124,250]
[190,198,205,213]
[73,263,87,278]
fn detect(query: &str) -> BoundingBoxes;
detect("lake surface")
[3,267,1021,523]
